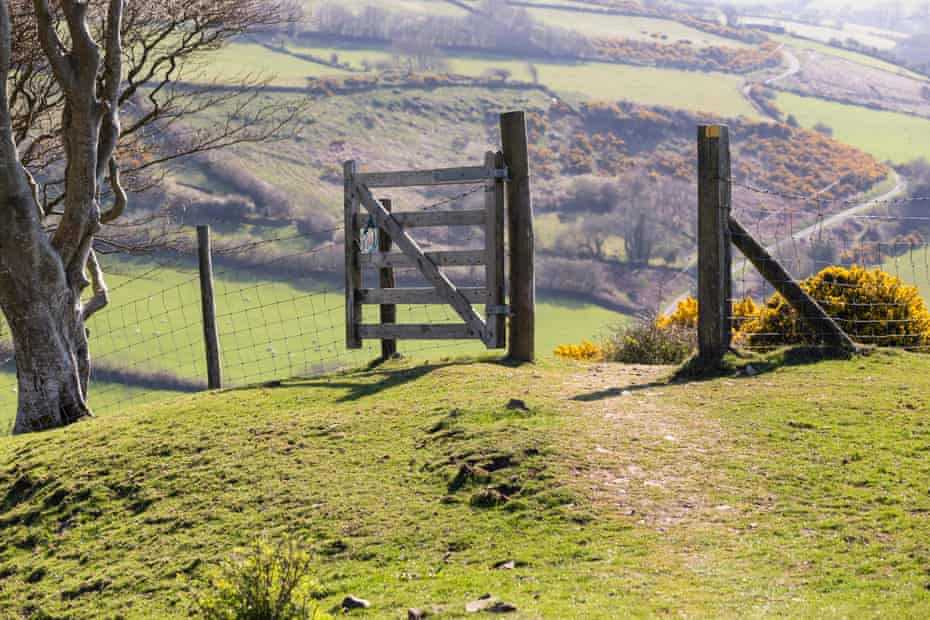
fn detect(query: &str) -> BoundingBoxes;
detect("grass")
[527,9,750,48]
[776,92,930,164]
[196,42,352,86]
[209,37,758,118]
[1,349,930,617]
[0,255,628,432]
[741,17,900,50]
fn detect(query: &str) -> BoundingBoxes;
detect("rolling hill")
[1,351,929,617]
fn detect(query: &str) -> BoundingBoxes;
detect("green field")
[2,350,930,617]
[0,256,627,432]
[202,36,758,119]
[742,17,900,50]
[776,92,930,164]
[528,9,749,47]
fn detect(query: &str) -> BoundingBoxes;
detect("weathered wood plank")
[501,111,536,362]
[357,166,499,188]
[354,210,486,229]
[344,161,362,349]
[485,151,507,349]
[379,198,397,359]
[359,287,488,305]
[360,250,486,269]
[353,183,489,342]
[359,324,479,340]
[697,125,733,364]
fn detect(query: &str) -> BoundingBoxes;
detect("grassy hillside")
[776,92,930,164]
[1,350,930,617]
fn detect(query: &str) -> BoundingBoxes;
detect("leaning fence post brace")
[501,111,536,363]
[728,217,856,351]
[697,125,733,365]
[197,225,223,389]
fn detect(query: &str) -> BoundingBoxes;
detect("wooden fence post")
[197,225,222,389]
[344,161,362,349]
[697,125,733,365]
[378,198,397,359]
[500,111,535,363]
[485,151,507,349]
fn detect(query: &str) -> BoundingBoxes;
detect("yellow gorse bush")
[657,295,759,331]
[657,296,698,329]
[740,265,930,349]
[555,266,930,363]
[554,340,604,361]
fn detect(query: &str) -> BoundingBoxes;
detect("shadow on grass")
[571,345,861,403]
[262,354,521,403]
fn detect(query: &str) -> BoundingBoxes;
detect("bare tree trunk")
[0,157,92,433]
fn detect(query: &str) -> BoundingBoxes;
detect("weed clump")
[602,318,697,365]
[192,536,330,620]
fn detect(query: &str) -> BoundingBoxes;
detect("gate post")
[344,161,362,349]
[500,111,536,363]
[378,198,398,359]
[697,125,733,365]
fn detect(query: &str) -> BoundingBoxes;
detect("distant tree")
[722,4,741,27]
[813,122,835,137]
[562,177,621,215]
[786,114,801,127]
[527,62,539,84]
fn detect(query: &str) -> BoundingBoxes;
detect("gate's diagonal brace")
[353,183,490,344]
[728,216,857,352]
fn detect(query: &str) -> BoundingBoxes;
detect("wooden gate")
[344,152,509,350]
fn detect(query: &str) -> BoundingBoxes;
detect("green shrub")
[192,536,330,620]
[601,316,696,365]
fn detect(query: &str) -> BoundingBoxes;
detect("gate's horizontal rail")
[356,166,504,188]
[358,287,488,305]
[354,210,486,229]
[359,324,479,340]
[360,250,486,269]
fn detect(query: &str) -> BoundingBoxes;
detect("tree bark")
[0,167,92,434]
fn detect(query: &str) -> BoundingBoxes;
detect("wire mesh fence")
[0,187,495,434]
[721,175,930,352]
